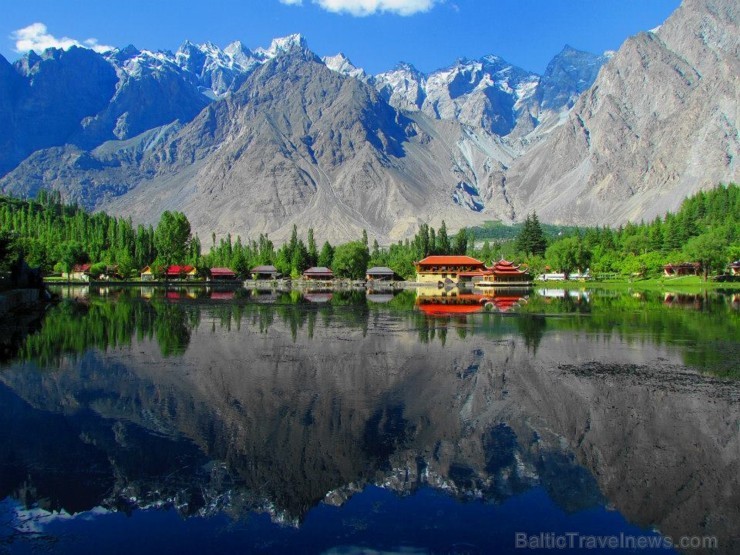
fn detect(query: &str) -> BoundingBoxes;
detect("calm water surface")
[0,285,738,554]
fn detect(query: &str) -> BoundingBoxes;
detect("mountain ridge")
[0,0,736,243]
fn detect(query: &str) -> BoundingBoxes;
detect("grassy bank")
[534,276,740,291]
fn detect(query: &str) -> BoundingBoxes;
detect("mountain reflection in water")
[0,285,737,553]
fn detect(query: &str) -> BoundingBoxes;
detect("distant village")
[62,253,740,287]
[63,255,542,287]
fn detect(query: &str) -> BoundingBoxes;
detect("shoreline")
[41,276,740,292]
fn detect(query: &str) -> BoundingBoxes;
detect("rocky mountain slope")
[0,41,516,242]
[0,35,603,243]
[504,0,738,225]
[0,0,736,242]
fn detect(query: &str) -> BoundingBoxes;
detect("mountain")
[372,56,541,137]
[0,44,515,242]
[504,0,738,225]
[0,47,118,175]
[0,0,736,241]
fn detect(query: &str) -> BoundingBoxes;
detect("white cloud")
[285,0,439,16]
[11,22,113,54]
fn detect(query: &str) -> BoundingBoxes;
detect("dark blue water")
[1,487,672,554]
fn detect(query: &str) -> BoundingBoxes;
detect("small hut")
[303,267,334,281]
[66,263,92,281]
[210,267,237,281]
[366,266,395,281]
[140,266,155,281]
[165,265,197,280]
[663,262,700,277]
[250,265,279,280]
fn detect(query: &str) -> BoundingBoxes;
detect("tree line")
[1,184,738,280]
[498,183,739,279]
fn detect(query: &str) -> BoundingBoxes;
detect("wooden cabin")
[250,265,279,280]
[65,263,92,281]
[140,266,155,281]
[663,262,700,277]
[165,265,197,280]
[303,267,334,281]
[210,267,237,281]
[366,266,395,281]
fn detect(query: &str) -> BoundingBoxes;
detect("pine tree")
[307,228,318,267]
[438,221,450,253]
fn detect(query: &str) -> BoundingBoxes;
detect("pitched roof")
[417,255,484,266]
[367,266,394,275]
[210,267,236,276]
[72,263,92,273]
[251,265,278,273]
[491,259,528,275]
[166,265,196,274]
[304,267,333,275]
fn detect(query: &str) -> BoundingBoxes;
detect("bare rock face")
[374,57,540,137]
[0,48,118,175]
[1,47,513,243]
[0,0,735,240]
[505,0,738,225]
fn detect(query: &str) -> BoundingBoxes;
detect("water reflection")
[0,285,738,552]
[415,286,529,316]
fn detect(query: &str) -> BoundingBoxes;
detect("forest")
[0,184,738,281]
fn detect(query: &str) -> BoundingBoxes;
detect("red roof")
[210,267,236,276]
[491,259,527,275]
[418,303,484,315]
[417,256,484,266]
[492,296,523,312]
[166,265,195,275]
[72,263,92,273]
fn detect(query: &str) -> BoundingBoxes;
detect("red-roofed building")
[209,267,237,281]
[64,263,92,281]
[165,265,197,280]
[485,259,531,285]
[663,262,700,277]
[414,255,486,284]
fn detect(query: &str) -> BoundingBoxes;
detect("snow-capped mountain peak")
[322,53,367,80]
[256,33,308,59]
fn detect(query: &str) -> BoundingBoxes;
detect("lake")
[0,285,738,554]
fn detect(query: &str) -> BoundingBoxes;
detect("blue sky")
[2,0,681,74]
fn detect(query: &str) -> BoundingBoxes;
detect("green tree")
[154,211,191,264]
[59,241,87,274]
[437,221,451,253]
[332,241,369,279]
[318,241,334,268]
[307,228,318,267]
[290,240,310,277]
[516,212,547,256]
[453,228,469,255]
[683,233,727,281]
[546,236,591,274]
